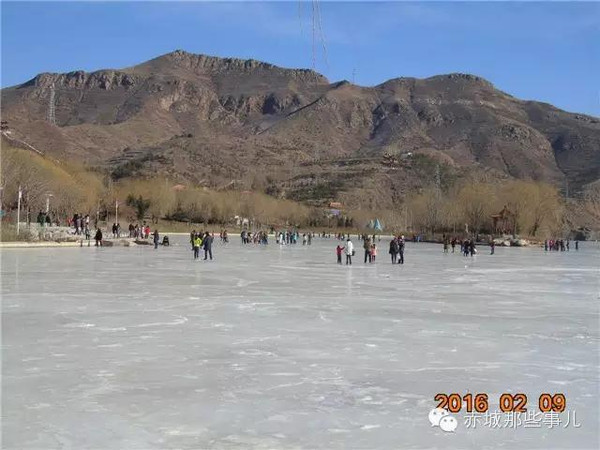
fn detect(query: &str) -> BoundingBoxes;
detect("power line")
[298,0,303,36]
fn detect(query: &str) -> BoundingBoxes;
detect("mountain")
[2,50,599,208]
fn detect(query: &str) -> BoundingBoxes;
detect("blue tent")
[367,218,383,232]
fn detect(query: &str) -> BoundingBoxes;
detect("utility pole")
[17,186,22,235]
[434,164,442,201]
[45,193,53,214]
[26,191,30,227]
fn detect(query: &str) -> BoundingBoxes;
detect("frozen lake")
[2,236,599,449]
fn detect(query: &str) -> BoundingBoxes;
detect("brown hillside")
[2,50,599,208]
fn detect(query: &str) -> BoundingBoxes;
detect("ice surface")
[1,237,599,449]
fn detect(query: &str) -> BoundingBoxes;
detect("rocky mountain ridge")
[2,50,599,208]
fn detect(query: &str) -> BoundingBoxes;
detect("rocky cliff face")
[2,50,599,206]
[25,70,139,91]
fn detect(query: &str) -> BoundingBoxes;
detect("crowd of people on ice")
[330,233,581,266]
[544,239,577,251]
[190,230,214,260]
[241,230,269,245]
[335,234,399,265]
[440,235,480,256]
[275,230,317,245]
[55,211,584,265]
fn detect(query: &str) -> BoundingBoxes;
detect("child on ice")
[370,243,377,262]
[336,244,345,264]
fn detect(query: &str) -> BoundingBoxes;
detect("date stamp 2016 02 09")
[429,393,582,433]
[434,392,566,413]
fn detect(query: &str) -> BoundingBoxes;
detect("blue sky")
[1,1,599,116]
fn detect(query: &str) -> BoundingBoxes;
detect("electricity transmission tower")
[298,0,328,71]
[47,84,56,125]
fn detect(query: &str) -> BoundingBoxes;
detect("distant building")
[491,205,515,235]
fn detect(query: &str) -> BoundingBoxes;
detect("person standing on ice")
[490,239,495,255]
[398,236,405,264]
[193,234,202,260]
[363,235,372,263]
[389,237,399,264]
[203,231,213,260]
[153,229,160,249]
[345,238,354,265]
[303,234,307,245]
[94,227,103,247]
[336,244,345,264]
[469,240,476,257]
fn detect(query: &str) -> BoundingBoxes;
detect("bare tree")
[457,183,495,234]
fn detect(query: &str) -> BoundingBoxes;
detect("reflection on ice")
[1,237,599,449]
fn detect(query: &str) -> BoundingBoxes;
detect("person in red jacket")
[336,244,345,264]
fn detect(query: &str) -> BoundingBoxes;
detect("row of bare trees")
[405,180,568,238]
[1,145,103,221]
[2,144,598,237]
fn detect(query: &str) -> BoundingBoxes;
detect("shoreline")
[3,232,586,250]
[0,237,544,249]
[0,241,84,248]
